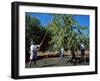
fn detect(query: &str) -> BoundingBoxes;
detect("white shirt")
[80,43,85,50]
[61,48,64,54]
[30,45,36,51]
[30,44,40,51]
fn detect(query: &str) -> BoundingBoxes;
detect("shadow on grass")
[41,63,57,67]
[66,57,90,65]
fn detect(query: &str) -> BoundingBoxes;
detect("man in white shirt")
[60,47,64,59]
[80,42,85,60]
[29,41,40,67]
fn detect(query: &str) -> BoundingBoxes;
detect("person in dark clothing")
[68,47,77,65]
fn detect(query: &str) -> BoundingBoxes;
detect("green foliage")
[25,13,89,55]
[25,15,50,56]
[48,14,89,51]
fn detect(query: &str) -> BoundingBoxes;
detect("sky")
[26,12,52,26]
[26,12,89,35]
[73,15,89,35]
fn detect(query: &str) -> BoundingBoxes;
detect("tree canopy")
[25,14,89,53]
[48,14,89,51]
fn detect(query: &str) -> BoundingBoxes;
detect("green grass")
[25,56,89,68]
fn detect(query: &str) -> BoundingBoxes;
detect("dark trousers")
[81,49,85,59]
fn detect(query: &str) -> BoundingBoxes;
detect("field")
[25,51,89,68]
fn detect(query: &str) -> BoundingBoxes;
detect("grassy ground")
[25,56,89,68]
